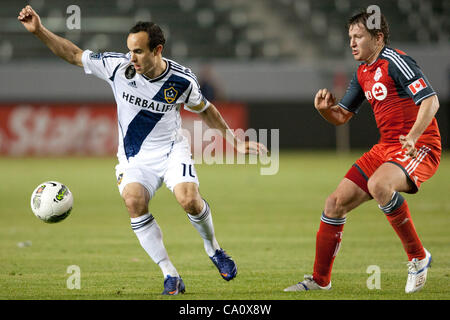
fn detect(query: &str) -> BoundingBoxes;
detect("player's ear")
[376,31,384,45]
[153,44,163,56]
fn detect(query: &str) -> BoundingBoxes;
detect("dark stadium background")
[0,0,448,155]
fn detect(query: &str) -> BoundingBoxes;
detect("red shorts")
[345,141,441,195]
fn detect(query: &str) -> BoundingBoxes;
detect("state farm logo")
[0,105,117,156]
[371,82,388,101]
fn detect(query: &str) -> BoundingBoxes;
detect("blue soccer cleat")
[210,249,237,281]
[162,275,185,295]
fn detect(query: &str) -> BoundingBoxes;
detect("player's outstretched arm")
[18,5,83,67]
[199,103,268,155]
[314,88,353,126]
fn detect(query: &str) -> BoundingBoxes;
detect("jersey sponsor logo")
[408,78,427,95]
[164,86,179,104]
[374,67,382,81]
[371,82,388,101]
[122,91,177,112]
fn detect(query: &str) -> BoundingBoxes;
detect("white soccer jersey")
[81,50,210,163]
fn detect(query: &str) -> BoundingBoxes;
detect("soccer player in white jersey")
[19,5,267,295]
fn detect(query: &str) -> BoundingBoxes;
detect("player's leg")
[367,162,430,293]
[285,163,372,292]
[314,177,371,287]
[172,182,237,281]
[368,162,426,260]
[285,146,386,292]
[164,135,236,281]
[117,165,183,295]
[173,182,220,256]
[122,183,180,279]
[163,139,221,258]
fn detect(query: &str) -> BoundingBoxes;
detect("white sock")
[187,199,221,257]
[131,213,178,278]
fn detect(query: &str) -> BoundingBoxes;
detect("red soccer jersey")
[338,47,441,149]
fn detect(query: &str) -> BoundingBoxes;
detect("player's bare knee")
[179,196,202,215]
[174,183,203,214]
[324,194,347,219]
[367,177,392,203]
[123,193,148,216]
[121,183,150,216]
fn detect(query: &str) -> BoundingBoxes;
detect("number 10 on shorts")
[182,163,196,178]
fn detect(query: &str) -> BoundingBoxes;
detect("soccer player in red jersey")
[285,10,440,293]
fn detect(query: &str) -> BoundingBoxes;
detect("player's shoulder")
[86,50,130,62]
[379,46,415,61]
[103,51,131,64]
[379,46,418,80]
[102,51,129,58]
[166,58,199,85]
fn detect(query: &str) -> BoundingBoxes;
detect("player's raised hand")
[314,88,336,111]
[399,134,418,158]
[18,5,42,34]
[236,140,268,155]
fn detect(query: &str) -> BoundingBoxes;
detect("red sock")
[312,214,345,287]
[386,201,425,260]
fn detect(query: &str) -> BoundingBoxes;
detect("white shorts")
[115,136,199,198]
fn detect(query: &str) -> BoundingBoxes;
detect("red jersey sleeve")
[381,48,436,105]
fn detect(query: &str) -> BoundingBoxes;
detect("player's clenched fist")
[314,88,336,111]
[18,5,42,34]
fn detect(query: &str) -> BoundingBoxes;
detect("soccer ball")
[30,181,73,223]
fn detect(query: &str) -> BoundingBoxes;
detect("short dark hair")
[129,21,166,51]
[347,10,390,45]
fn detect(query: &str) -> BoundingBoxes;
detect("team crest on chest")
[374,67,382,81]
[372,82,388,101]
[164,86,178,104]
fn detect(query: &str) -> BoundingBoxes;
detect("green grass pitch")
[0,151,449,300]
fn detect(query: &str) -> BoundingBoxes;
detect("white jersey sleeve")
[183,79,210,113]
[81,50,128,82]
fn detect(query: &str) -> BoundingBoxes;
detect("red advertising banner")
[0,102,247,156]
[0,103,118,156]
